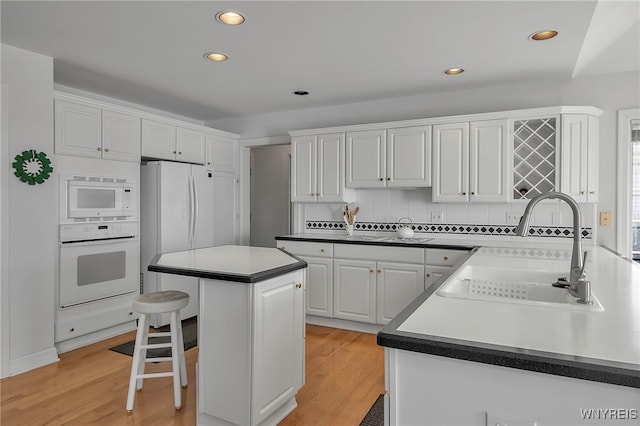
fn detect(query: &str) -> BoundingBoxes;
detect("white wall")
[0,44,58,377]
[207,71,640,249]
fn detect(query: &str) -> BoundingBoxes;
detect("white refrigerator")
[140,161,214,327]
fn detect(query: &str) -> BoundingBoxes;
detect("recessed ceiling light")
[204,52,228,62]
[293,90,310,96]
[530,30,558,41]
[443,68,464,75]
[216,11,245,25]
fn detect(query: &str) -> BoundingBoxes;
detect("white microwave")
[63,175,137,220]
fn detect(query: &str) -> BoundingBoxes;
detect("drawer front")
[55,303,138,342]
[425,248,470,266]
[277,240,333,258]
[334,244,424,263]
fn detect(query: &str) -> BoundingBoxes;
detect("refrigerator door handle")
[189,174,195,243]
[193,173,199,241]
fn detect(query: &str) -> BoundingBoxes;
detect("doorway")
[250,144,292,247]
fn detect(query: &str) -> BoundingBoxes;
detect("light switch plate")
[431,211,444,223]
[486,411,537,426]
[599,211,611,226]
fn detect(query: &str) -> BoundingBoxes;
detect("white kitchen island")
[148,245,307,426]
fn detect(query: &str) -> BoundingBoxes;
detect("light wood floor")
[1,324,384,425]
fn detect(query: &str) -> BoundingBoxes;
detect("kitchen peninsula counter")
[148,245,307,426]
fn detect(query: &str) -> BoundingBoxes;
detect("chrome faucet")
[515,191,593,304]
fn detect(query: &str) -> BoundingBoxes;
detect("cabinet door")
[205,133,237,172]
[177,127,206,164]
[387,126,432,187]
[333,259,376,323]
[432,122,469,202]
[141,119,176,160]
[376,262,425,324]
[213,172,238,245]
[346,129,386,188]
[303,256,333,317]
[317,132,345,201]
[469,119,508,202]
[252,273,303,424]
[291,135,317,202]
[54,99,102,158]
[101,109,141,162]
[560,114,598,202]
[425,266,451,289]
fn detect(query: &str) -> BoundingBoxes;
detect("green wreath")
[12,149,53,185]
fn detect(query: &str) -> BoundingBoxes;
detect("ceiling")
[2,1,639,123]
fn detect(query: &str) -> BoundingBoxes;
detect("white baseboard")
[305,315,383,335]
[9,347,59,376]
[55,321,137,354]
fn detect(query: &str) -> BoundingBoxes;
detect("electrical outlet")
[506,212,521,225]
[431,211,444,223]
[486,411,537,426]
[600,211,611,226]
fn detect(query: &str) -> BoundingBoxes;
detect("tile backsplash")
[298,188,595,239]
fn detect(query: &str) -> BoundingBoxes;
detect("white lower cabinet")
[303,256,333,318]
[376,262,425,324]
[333,259,377,323]
[278,240,471,326]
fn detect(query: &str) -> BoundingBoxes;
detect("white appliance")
[140,161,215,327]
[60,174,137,223]
[59,221,139,308]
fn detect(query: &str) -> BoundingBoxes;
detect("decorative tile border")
[479,246,572,260]
[305,220,593,239]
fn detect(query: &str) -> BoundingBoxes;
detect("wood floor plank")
[0,324,384,425]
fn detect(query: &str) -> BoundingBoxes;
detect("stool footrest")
[145,357,173,363]
[135,372,174,379]
[141,343,172,349]
[147,332,172,338]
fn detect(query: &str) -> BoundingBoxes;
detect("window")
[632,119,640,261]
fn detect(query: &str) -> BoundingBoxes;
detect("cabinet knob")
[104,148,110,152]
[295,283,302,289]
[370,268,374,273]
[173,150,177,154]
[443,256,449,261]
[320,249,325,253]
[207,162,211,165]
[581,191,586,195]
[178,151,182,155]
[461,192,466,196]
[589,191,595,195]
[426,273,431,277]
[386,177,391,181]
[129,311,133,316]
[379,178,384,181]
[471,192,475,195]
[70,328,75,332]
[377,269,382,273]
[97,147,102,152]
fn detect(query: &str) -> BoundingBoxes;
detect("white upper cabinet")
[141,120,206,164]
[346,129,386,188]
[141,119,176,160]
[101,109,141,162]
[55,99,141,163]
[560,114,599,203]
[433,120,508,202]
[346,126,432,188]
[205,133,237,172]
[291,132,355,202]
[176,127,206,164]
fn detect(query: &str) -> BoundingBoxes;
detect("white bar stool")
[126,290,190,413]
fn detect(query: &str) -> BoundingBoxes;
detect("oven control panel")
[60,221,139,243]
